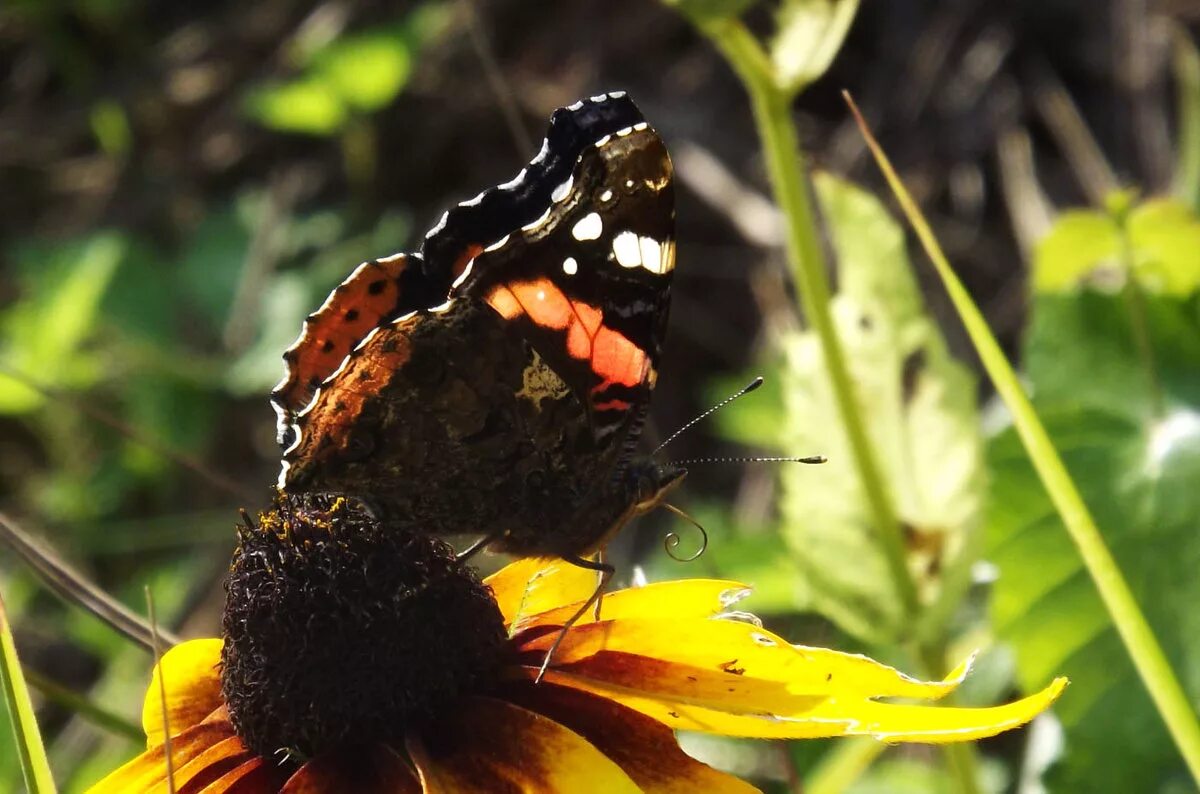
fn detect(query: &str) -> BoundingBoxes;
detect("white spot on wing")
[639,236,664,274]
[594,134,612,148]
[451,259,475,289]
[599,189,613,202]
[277,460,291,489]
[429,300,454,314]
[615,126,633,137]
[572,212,603,241]
[562,256,578,275]
[590,94,607,102]
[498,169,526,190]
[424,211,449,239]
[392,309,418,326]
[551,176,573,203]
[612,231,642,268]
[531,139,551,165]
[609,90,627,99]
[297,388,322,416]
[632,122,648,131]
[460,191,486,208]
[567,100,584,111]
[353,326,381,352]
[484,234,510,252]
[521,206,552,232]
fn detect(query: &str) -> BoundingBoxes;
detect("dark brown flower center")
[220,492,509,759]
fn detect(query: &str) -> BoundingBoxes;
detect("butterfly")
[269,93,682,596]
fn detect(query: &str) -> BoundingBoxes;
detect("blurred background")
[2,1,1200,792]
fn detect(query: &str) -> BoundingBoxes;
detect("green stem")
[698,18,920,621]
[851,98,1200,787]
[685,16,981,793]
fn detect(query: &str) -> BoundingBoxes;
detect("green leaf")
[1025,291,1200,421]
[771,0,860,93]
[772,173,984,643]
[1126,199,1200,295]
[1033,199,1200,296]
[1032,210,1121,293]
[0,233,125,413]
[988,405,1200,792]
[245,77,347,136]
[311,29,413,112]
[0,593,56,793]
[991,290,1200,791]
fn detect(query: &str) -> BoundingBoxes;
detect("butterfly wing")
[273,93,673,493]
[446,93,675,447]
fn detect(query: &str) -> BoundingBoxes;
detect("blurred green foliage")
[1034,195,1200,296]
[245,6,450,136]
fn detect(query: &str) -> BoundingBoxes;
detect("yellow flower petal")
[142,638,224,748]
[507,681,761,794]
[280,744,420,793]
[407,695,641,793]
[547,674,1068,742]
[84,721,234,793]
[521,618,971,707]
[203,757,278,793]
[519,579,753,633]
[149,735,249,792]
[485,558,599,628]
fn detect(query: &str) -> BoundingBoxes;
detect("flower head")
[88,494,1065,792]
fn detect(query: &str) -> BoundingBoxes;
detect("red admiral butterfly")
[270,92,682,574]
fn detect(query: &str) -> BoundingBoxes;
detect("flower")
[88,495,1066,793]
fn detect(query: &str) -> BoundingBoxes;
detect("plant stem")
[686,17,982,792]
[699,19,920,621]
[849,94,1200,787]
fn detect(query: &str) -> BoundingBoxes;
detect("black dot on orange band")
[367,280,386,295]
[345,309,360,322]
[321,340,335,353]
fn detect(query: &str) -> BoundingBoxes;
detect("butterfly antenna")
[660,503,708,562]
[653,376,765,454]
[670,455,827,466]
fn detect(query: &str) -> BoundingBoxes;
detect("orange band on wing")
[484,278,649,397]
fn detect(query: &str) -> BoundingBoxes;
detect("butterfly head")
[621,458,687,516]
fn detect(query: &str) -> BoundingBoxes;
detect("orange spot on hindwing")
[484,277,649,415]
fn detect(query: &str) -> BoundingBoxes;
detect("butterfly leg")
[456,532,502,565]
[591,549,606,622]
[535,554,614,684]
